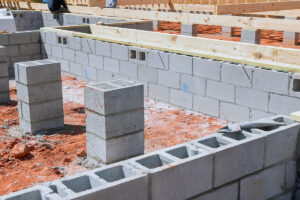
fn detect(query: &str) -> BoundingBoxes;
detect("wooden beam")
[43,25,300,72]
[216,1,300,15]
[8,2,300,33]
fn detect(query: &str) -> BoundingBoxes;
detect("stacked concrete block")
[241,29,261,44]
[85,79,144,164]
[15,59,64,134]
[130,143,213,200]
[181,24,198,36]
[0,46,9,104]
[3,115,299,200]
[282,17,299,46]
[46,162,148,200]
[193,131,264,187]
[0,30,41,77]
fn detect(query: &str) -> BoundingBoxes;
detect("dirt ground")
[0,75,228,196]
[159,22,300,49]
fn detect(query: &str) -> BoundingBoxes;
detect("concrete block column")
[14,59,64,134]
[153,20,162,31]
[0,46,9,104]
[85,79,144,164]
[222,26,234,38]
[241,29,261,44]
[283,17,299,46]
[181,24,198,36]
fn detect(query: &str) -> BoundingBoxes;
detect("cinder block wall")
[11,11,153,32]
[2,115,299,200]
[0,31,42,77]
[41,30,300,122]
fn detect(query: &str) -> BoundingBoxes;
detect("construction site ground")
[159,22,300,48]
[0,75,228,196]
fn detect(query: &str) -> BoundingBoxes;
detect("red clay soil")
[159,22,300,49]
[0,76,227,196]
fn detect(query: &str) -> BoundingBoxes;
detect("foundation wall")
[11,11,153,32]
[41,30,300,122]
[2,115,299,200]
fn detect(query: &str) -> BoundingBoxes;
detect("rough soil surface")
[0,75,227,196]
[159,22,300,49]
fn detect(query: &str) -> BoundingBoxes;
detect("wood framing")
[5,2,300,33]
[43,25,300,72]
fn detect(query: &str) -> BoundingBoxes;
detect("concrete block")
[51,45,63,59]
[289,73,300,98]
[269,94,300,115]
[170,89,193,109]
[81,38,96,54]
[181,74,205,95]
[0,185,54,200]
[253,68,289,95]
[194,132,264,187]
[273,192,292,200]
[83,66,97,81]
[193,58,221,81]
[241,29,261,44]
[19,99,64,123]
[253,116,300,167]
[63,48,75,62]
[9,32,31,45]
[283,31,298,46]
[181,24,197,36]
[45,31,57,45]
[285,160,296,189]
[0,89,9,105]
[84,80,144,115]
[111,44,129,61]
[96,41,112,57]
[104,57,119,73]
[149,83,169,102]
[206,80,235,103]
[193,95,219,117]
[19,116,64,134]
[222,26,234,38]
[14,59,61,85]
[0,34,9,45]
[60,60,70,72]
[19,43,41,55]
[250,109,274,120]
[220,102,250,122]
[89,54,104,69]
[30,31,40,43]
[75,51,89,66]
[86,109,144,139]
[158,70,180,89]
[236,87,269,111]
[97,69,113,82]
[6,45,20,57]
[68,36,81,50]
[221,63,252,87]
[192,182,238,200]
[240,164,285,200]
[138,65,158,82]
[147,50,169,70]
[120,61,138,78]
[169,54,192,74]
[87,131,144,163]
[16,81,62,104]
[0,62,8,78]
[153,20,161,31]
[70,62,83,77]
[131,145,212,200]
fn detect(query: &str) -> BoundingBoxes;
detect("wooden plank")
[10,2,300,32]
[43,25,300,72]
[216,1,300,14]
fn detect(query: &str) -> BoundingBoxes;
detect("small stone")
[10,143,30,158]
[77,150,87,157]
